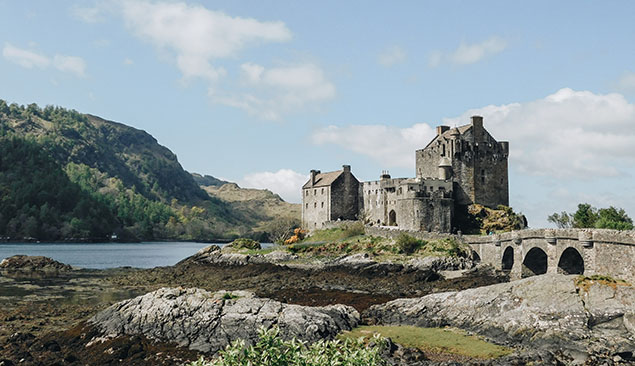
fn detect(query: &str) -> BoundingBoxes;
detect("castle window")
[442,144,446,156]
[314,202,317,208]
[306,191,308,196]
[321,202,324,208]
[321,188,324,194]
[305,203,308,209]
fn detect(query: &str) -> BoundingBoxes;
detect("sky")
[1,0,635,228]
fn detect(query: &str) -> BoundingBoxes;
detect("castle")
[302,116,509,233]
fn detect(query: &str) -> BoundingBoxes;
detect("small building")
[301,165,359,229]
[302,116,509,232]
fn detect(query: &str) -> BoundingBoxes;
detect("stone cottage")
[302,116,509,233]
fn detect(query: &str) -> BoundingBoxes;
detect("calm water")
[0,242,222,269]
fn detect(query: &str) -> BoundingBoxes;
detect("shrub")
[395,233,425,254]
[228,238,261,250]
[189,326,386,366]
[342,221,365,238]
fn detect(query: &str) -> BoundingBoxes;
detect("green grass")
[339,325,513,359]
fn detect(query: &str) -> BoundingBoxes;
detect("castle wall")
[330,172,360,221]
[302,186,331,229]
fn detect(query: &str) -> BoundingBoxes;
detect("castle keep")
[302,116,509,232]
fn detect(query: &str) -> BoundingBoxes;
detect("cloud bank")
[312,88,635,179]
[240,169,308,203]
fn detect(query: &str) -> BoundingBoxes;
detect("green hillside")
[0,99,296,242]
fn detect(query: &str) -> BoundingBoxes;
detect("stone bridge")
[466,228,635,283]
[324,223,635,283]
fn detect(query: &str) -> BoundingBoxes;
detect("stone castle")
[302,116,509,232]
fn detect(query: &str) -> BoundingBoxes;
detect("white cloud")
[429,36,507,67]
[312,88,635,179]
[2,43,50,69]
[212,63,336,120]
[616,72,635,92]
[120,0,291,83]
[378,45,406,67]
[2,43,87,77]
[444,88,635,178]
[53,55,86,77]
[240,169,308,203]
[312,123,436,169]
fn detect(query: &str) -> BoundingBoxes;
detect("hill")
[200,182,301,236]
[0,99,298,241]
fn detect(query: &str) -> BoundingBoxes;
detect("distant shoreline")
[0,238,234,244]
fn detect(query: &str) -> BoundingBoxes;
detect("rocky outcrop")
[89,288,359,354]
[363,274,635,362]
[0,255,73,272]
[185,244,473,273]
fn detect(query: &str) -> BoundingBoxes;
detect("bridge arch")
[502,246,514,272]
[522,247,548,278]
[558,247,584,275]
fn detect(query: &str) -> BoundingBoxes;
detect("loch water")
[0,241,221,269]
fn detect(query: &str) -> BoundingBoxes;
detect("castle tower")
[415,116,508,208]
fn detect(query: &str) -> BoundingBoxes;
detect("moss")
[574,274,631,293]
[339,325,513,359]
[228,238,260,250]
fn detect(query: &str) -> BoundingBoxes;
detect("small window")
[321,188,324,194]
[314,202,317,208]
[321,202,324,208]
[305,203,308,209]
[306,190,309,196]
[314,189,316,195]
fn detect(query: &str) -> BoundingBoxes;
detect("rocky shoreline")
[0,248,633,365]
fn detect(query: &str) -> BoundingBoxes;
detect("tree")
[548,203,633,231]
[547,211,572,228]
[595,206,634,230]
[572,203,598,228]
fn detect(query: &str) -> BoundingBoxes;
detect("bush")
[395,233,425,254]
[228,238,261,250]
[342,221,365,238]
[189,326,386,366]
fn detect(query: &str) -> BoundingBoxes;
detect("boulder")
[363,274,635,360]
[89,287,359,354]
[0,255,73,272]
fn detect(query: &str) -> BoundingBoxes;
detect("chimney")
[342,164,351,173]
[471,116,483,129]
[310,170,318,185]
[436,125,450,135]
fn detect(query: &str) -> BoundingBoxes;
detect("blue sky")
[2,1,635,227]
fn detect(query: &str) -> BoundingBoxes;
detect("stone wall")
[330,171,359,222]
[302,186,331,229]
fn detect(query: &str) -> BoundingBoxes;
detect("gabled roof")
[302,170,343,189]
[421,123,472,150]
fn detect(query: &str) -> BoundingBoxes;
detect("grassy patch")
[339,325,512,359]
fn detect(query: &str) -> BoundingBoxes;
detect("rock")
[363,274,635,360]
[225,238,261,250]
[406,256,474,272]
[0,255,72,272]
[89,287,359,354]
[263,251,298,262]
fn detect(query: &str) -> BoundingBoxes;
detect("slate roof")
[302,170,343,189]
[420,123,472,150]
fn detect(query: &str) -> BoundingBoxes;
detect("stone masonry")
[302,116,509,232]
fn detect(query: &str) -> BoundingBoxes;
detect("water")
[0,242,227,269]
